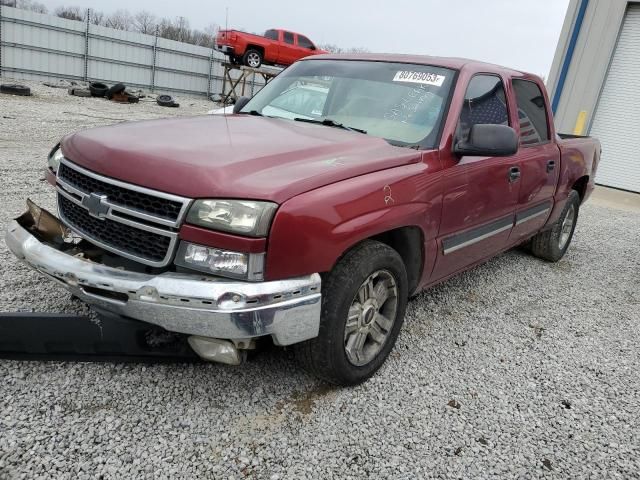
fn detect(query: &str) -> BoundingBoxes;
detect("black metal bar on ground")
[0,310,201,363]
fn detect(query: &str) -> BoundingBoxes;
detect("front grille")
[58,163,183,221]
[58,195,171,263]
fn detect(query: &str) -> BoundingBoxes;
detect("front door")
[432,74,520,281]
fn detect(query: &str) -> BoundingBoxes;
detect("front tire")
[531,190,580,262]
[295,241,408,386]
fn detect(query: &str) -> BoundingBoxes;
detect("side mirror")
[233,96,251,114]
[309,45,316,50]
[454,124,518,157]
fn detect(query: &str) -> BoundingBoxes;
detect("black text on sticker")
[393,71,445,87]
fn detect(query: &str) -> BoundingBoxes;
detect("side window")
[284,31,295,45]
[298,35,314,49]
[512,79,550,146]
[457,75,508,141]
[265,29,278,40]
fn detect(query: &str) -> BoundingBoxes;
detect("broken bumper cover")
[5,219,321,346]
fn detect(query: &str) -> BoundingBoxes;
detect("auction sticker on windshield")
[392,71,445,87]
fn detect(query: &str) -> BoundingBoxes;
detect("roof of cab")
[301,52,527,76]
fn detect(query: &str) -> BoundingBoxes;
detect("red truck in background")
[215,28,327,68]
[6,53,600,386]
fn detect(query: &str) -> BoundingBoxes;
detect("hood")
[61,115,421,203]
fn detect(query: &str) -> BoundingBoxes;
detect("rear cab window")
[512,79,550,146]
[284,31,295,45]
[265,29,279,40]
[456,74,509,141]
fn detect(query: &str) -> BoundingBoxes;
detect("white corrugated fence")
[0,5,266,98]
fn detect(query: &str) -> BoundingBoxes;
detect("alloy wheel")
[344,270,398,366]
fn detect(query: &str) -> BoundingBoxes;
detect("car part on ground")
[157,94,179,107]
[1,84,31,96]
[105,83,126,100]
[0,311,200,362]
[89,82,109,97]
[109,91,139,104]
[68,87,91,97]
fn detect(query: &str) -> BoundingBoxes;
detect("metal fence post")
[207,49,214,100]
[151,28,158,92]
[83,8,90,82]
[0,3,4,78]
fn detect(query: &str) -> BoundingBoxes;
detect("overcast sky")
[44,0,570,77]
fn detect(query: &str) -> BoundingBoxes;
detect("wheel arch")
[331,226,424,296]
[245,44,265,57]
[571,175,589,202]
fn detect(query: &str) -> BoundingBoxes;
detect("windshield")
[242,60,456,148]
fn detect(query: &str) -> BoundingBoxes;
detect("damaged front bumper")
[5,205,321,347]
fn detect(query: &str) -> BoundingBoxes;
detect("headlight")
[48,144,64,173]
[186,199,277,237]
[175,242,265,281]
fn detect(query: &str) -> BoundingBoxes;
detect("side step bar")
[0,310,201,363]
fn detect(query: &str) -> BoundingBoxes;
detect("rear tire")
[295,240,408,386]
[243,49,263,68]
[531,190,580,262]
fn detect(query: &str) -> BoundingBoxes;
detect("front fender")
[264,161,443,281]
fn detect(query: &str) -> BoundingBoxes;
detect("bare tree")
[105,9,134,31]
[10,2,245,50]
[89,10,105,26]
[319,44,369,54]
[134,10,157,35]
[174,16,191,43]
[11,0,48,13]
[204,23,219,37]
[54,6,84,21]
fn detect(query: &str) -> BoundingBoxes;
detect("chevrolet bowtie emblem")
[82,193,110,219]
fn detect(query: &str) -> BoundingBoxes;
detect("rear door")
[264,29,280,63]
[509,79,559,241]
[278,31,298,65]
[432,74,521,280]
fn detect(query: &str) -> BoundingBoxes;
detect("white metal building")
[548,0,640,193]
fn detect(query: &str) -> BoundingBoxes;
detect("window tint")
[457,75,508,141]
[265,29,278,40]
[284,31,295,44]
[512,79,550,145]
[298,35,314,49]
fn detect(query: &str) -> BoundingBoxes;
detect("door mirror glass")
[454,124,518,157]
[233,96,251,114]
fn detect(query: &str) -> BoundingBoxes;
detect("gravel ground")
[1,78,639,479]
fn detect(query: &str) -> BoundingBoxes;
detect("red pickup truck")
[6,53,600,385]
[215,28,326,68]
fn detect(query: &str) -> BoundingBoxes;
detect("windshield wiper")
[293,117,367,134]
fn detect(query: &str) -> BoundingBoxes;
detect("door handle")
[508,166,521,183]
[547,160,556,173]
